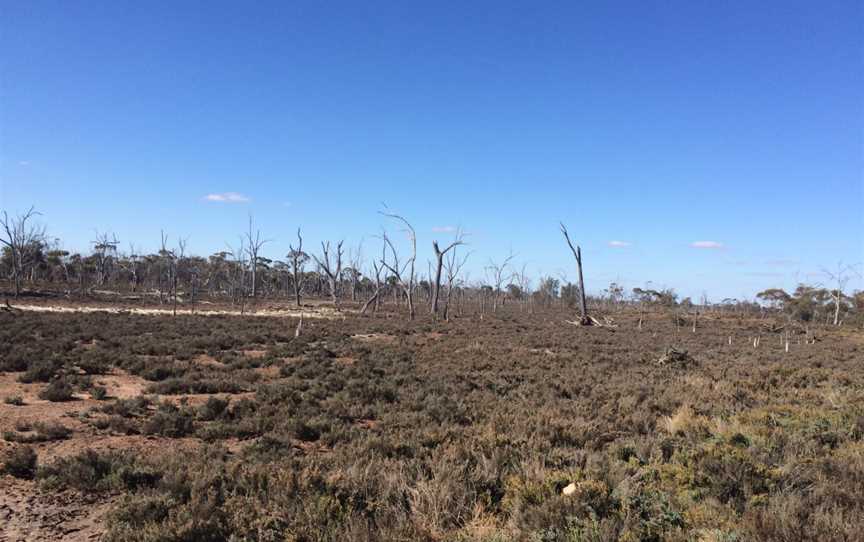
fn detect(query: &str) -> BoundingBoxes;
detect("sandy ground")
[7,303,344,319]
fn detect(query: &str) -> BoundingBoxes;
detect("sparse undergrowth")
[1,308,862,541]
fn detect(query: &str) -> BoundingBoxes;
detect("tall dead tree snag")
[443,244,470,321]
[288,228,308,307]
[245,215,269,301]
[346,243,364,302]
[823,263,861,326]
[486,251,514,312]
[431,231,464,317]
[1,206,45,298]
[379,210,417,320]
[312,240,343,305]
[560,223,590,325]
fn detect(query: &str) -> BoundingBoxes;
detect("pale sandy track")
[8,304,343,319]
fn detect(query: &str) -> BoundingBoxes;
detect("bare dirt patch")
[0,477,112,542]
[9,303,343,320]
[94,370,147,400]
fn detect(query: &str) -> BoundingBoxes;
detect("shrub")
[77,356,112,375]
[2,446,37,479]
[99,396,152,418]
[141,364,184,382]
[38,379,75,402]
[38,450,159,492]
[143,404,195,438]
[91,386,108,400]
[145,377,242,395]
[19,359,62,383]
[3,421,73,443]
[198,396,230,421]
[109,416,140,435]
[4,395,24,406]
[292,419,322,442]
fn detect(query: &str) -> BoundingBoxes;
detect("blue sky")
[1,1,862,300]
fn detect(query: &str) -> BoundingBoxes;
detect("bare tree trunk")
[245,215,269,302]
[312,240,343,306]
[290,228,305,307]
[431,237,463,317]
[560,223,590,324]
[576,246,587,319]
[360,287,381,315]
[380,210,417,320]
[833,292,841,326]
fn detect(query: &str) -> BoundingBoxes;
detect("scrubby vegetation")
[2,445,38,479]
[1,308,862,541]
[3,421,72,443]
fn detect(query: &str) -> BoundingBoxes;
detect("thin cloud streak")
[608,240,631,248]
[203,192,251,203]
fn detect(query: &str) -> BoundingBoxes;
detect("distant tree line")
[2,206,862,325]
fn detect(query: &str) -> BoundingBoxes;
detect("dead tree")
[379,210,417,319]
[157,231,171,304]
[1,206,45,298]
[443,244,471,320]
[244,215,269,300]
[226,240,248,313]
[560,223,590,325]
[158,231,179,315]
[486,251,514,312]
[122,244,142,293]
[347,242,364,302]
[288,228,307,307]
[361,239,387,315]
[312,240,343,305]
[175,237,188,316]
[515,263,532,313]
[431,230,464,316]
[823,263,861,326]
[92,231,120,286]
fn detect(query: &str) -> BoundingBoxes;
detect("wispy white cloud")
[608,240,631,248]
[432,226,457,233]
[203,192,251,203]
[690,241,724,249]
